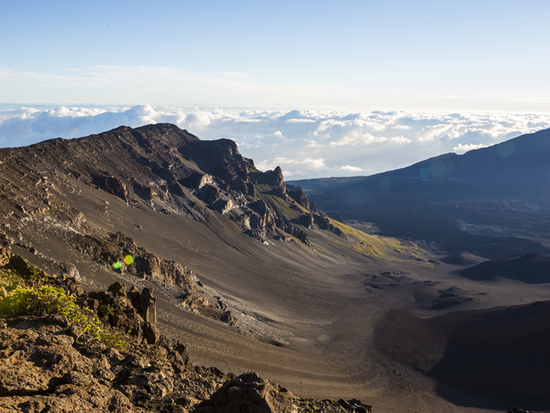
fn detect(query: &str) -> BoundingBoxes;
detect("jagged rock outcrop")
[263,166,286,198]
[286,186,309,210]
[87,282,162,346]
[247,200,278,238]
[62,229,226,320]
[94,174,130,203]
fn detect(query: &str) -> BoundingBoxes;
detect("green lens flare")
[124,255,134,265]
[112,261,123,269]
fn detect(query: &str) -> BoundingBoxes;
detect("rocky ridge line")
[0,124,336,246]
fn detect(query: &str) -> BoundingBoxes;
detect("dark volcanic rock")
[263,166,286,198]
[139,287,158,325]
[94,174,130,203]
[89,282,163,345]
[286,185,310,210]
[7,254,31,274]
[193,372,294,413]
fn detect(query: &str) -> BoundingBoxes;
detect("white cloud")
[453,143,488,154]
[341,165,362,172]
[390,136,412,144]
[302,158,326,169]
[1,105,550,180]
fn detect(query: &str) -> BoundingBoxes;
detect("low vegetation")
[328,219,433,265]
[0,267,24,292]
[0,273,126,350]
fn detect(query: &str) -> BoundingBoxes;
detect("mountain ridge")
[290,127,550,259]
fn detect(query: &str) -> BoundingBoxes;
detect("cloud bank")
[1,105,550,180]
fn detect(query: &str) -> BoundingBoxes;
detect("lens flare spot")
[124,255,134,265]
[429,160,446,177]
[378,177,392,191]
[497,141,515,158]
[112,261,123,270]
[419,167,430,179]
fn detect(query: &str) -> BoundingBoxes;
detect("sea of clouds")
[1,105,549,180]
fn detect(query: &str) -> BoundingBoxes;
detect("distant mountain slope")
[290,128,550,258]
[458,253,550,283]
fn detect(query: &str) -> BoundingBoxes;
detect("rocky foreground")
[0,245,374,413]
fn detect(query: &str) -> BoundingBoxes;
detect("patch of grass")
[262,193,304,221]
[0,285,126,350]
[328,220,433,265]
[101,331,126,350]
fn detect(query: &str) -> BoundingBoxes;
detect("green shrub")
[0,268,24,292]
[102,331,126,349]
[98,303,114,318]
[27,265,42,282]
[0,285,125,350]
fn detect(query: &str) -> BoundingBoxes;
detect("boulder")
[127,285,141,307]
[108,281,126,296]
[144,322,161,345]
[194,372,294,413]
[7,255,30,274]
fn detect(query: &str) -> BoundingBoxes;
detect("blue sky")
[2,1,550,178]
[3,0,549,111]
